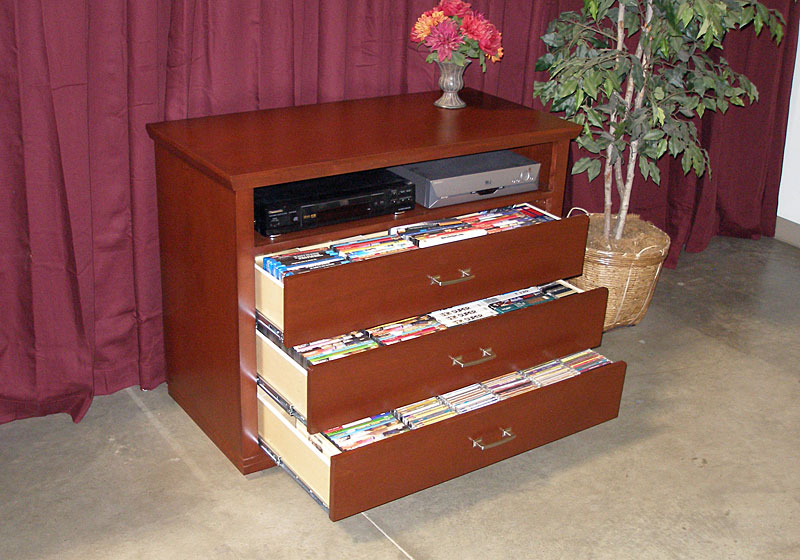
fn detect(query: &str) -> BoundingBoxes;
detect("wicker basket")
[571,214,670,331]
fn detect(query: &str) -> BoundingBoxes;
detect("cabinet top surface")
[146,89,579,191]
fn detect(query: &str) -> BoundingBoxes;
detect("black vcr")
[254,169,415,237]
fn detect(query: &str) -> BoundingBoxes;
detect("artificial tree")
[533,0,788,242]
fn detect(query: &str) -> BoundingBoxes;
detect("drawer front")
[257,287,607,433]
[256,214,589,347]
[258,361,626,521]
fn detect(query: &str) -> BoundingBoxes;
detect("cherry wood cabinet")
[147,89,585,475]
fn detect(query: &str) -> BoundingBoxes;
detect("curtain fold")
[1,0,797,424]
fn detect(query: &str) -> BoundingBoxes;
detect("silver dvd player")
[388,150,540,209]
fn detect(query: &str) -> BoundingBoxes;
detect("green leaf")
[678,2,694,28]
[557,78,579,98]
[535,53,555,72]
[585,108,604,128]
[585,0,599,21]
[697,17,711,40]
[577,135,603,153]
[586,159,602,182]
[575,88,585,113]
[551,94,577,115]
[572,157,602,182]
[582,70,602,99]
[603,74,622,97]
[656,138,668,159]
[655,106,666,126]
[669,135,686,157]
[754,7,764,36]
[643,129,665,141]
[572,157,595,175]
[681,152,692,174]
[450,51,466,66]
[638,156,651,181]
[650,161,661,185]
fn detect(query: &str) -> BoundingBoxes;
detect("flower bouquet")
[411,0,503,108]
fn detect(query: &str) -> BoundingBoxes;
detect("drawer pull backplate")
[428,268,474,286]
[470,428,516,451]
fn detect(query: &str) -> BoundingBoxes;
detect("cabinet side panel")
[155,145,266,473]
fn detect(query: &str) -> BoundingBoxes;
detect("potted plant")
[533,0,788,329]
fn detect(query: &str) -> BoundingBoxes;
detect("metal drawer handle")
[428,268,474,286]
[450,347,496,368]
[470,428,516,451]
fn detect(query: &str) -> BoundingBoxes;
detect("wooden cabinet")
[147,90,624,510]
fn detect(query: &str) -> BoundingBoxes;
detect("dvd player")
[254,169,414,237]
[389,150,540,208]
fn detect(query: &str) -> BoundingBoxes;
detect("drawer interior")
[256,281,607,433]
[254,211,589,346]
[256,330,308,420]
[257,389,336,508]
[257,357,626,521]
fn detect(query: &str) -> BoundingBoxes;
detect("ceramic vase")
[434,60,470,109]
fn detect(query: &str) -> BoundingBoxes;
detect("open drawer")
[255,214,589,347]
[257,359,627,521]
[257,286,608,433]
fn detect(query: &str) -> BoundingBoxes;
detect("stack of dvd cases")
[319,350,615,452]
[286,281,581,366]
[260,203,557,281]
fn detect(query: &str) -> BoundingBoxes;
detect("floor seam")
[360,512,415,559]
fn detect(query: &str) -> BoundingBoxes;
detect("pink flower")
[438,0,472,18]
[424,19,465,62]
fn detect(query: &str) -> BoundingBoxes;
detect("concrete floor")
[1,235,798,560]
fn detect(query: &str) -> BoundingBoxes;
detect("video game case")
[411,227,487,248]
[481,371,537,400]
[323,412,408,451]
[366,314,447,346]
[540,280,580,299]
[439,383,498,413]
[294,330,378,366]
[481,286,554,314]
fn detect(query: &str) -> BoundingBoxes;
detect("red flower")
[438,0,472,18]
[479,25,502,60]
[461,11,488,41]
[424,19,465,62]
[461,11,503,59]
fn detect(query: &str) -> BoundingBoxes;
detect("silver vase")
[434,60,470,109]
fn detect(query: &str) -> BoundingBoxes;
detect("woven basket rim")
[584,244,669,267]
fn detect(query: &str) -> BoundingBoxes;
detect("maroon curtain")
[1,0,796,424]
[0,1,171,423]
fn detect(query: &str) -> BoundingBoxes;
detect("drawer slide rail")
[258,437,329,513]
[256,377,308,426]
